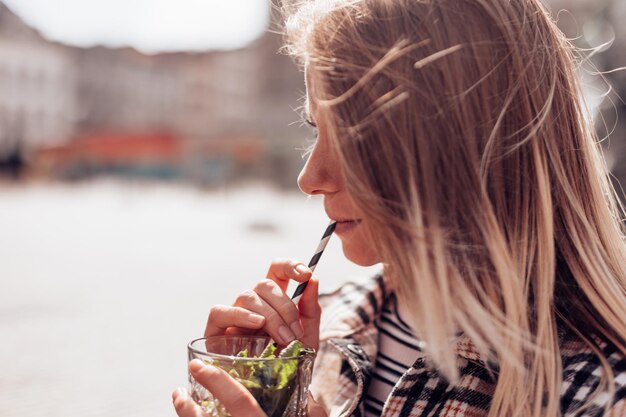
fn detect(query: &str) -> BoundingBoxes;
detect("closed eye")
[304,117,318,142]
[297,110,318,158]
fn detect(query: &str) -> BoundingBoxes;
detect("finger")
[254,279,305,340]
[189,360,266,417]
[297,278,321,350]
[204,305,266,338]
[172,388,204,417]
[234,289,297,345]
[223,326,263,336]
[266,258,312,292]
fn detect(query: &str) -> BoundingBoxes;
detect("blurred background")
[0,1,623,416]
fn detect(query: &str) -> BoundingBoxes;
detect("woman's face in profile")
[298,65,380,267]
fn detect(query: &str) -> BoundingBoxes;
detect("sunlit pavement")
[0,180,378,417]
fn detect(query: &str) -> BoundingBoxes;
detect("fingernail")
[295,264,310,275]
[290,322,304,339]
[247,313,265,326]
[278,325,296,344]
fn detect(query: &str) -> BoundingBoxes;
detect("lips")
[325,203,362,235]
[333,219,362,235]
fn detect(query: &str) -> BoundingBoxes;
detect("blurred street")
[0,182,378,417]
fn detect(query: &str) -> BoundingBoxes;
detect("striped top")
[364,293,424,417]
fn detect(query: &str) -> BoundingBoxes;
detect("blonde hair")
[282,0,626,416]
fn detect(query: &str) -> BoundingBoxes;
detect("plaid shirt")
[310,275,626,417]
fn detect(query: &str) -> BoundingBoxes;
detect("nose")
[297,138,341,196]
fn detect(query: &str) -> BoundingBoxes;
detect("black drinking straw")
[290,220,336,304]
[265,220,336,350]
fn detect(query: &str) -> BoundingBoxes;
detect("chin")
[342,243,380,266]
[335,222,380,266]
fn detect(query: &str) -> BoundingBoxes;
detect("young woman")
[172,0,626,416]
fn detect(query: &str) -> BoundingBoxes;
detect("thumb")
[297,278,321,350]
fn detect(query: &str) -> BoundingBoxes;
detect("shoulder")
[560,328,626,417]
[317,273,388,340]
[311,274,388,415]
[319,273,387,311]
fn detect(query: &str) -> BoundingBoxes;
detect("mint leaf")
[232,340,305,389]
[278,340,303,358]
[228,340,312,417]
[260,342,277,358]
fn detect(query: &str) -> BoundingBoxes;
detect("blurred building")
[1,0,622,192]
[0,1,306,186]
[73,46,183,134]
[0,2,76,155]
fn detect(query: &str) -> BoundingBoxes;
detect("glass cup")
[188,335,316,417]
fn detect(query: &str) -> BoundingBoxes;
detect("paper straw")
[290,220,337,304]
[264,220,336,349]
